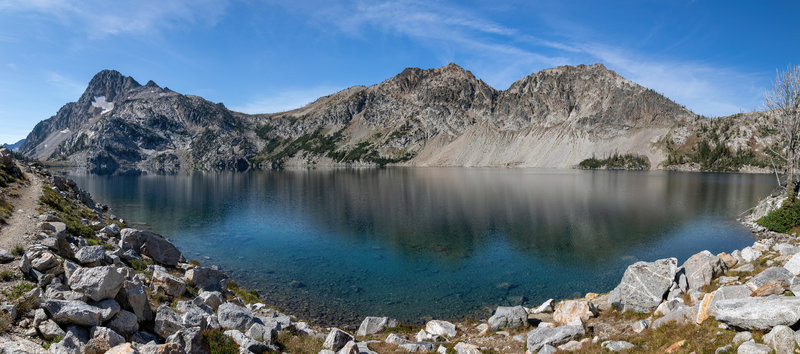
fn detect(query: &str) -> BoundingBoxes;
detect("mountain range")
[18,63,775,174]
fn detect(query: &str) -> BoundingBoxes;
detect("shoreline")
[0,153,797,353]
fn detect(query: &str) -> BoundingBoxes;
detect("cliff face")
[21,64,703,174]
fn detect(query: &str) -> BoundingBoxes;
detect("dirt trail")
[0,168,42,250]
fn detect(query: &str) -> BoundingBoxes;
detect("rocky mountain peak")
[79,70,141,104]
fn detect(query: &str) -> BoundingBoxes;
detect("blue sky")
[0,0,798,144]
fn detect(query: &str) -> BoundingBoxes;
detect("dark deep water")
[66,168,775,326]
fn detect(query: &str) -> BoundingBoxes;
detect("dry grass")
[274,330,324,353]
[570,319,735,353]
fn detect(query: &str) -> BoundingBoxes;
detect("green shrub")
[39,186,95,238]
[11,245,24,257]
[757,198,800,233]
[203,328,239,354]
[0,270,16,281]
[227,281,260,304]
[579,153,650,170]
[5,281,35,299]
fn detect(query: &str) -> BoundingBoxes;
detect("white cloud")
[0,0,228,39]
[46,72,84,95]
[231,86,345,114]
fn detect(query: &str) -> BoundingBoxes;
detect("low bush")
[202,328,239,354]
[757,198,800,233]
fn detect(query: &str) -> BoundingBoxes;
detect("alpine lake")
[65,168,776,326]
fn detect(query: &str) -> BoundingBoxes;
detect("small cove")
[65,168,775,326]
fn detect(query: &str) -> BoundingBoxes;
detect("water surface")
[66,168,775,326]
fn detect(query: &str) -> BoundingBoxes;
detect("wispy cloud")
[231,86,345,114]
[0,0,228,39]
[46,72,85,95]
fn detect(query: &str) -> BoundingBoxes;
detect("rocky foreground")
[1,148,800,353]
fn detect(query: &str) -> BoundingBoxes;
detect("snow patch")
[91,95,114,114]
[59,129,70,134]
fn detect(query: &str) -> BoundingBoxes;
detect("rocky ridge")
[21,63,770,174]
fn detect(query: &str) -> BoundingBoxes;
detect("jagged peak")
[81,69,141,103]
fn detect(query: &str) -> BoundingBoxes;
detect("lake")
[66,168,775,326]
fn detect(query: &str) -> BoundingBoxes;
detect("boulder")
[425,320,457,337]
[89,298,121,321]
[655,298,685,316]
[631,319,649,333]
[488,306,528,331]
[741,247,762,263]
[745,267,800,291]
[454,342,481,354]
[198,291,224,311]
[107,310,139,335]
[601,341,634,352]
[764,325,796,354]
[116,279,153,322]
[774,243,800,256]
[750,280,788,297]
[31,252,59,271]
[0,249,14,263]
[784,253,800,275]
[552,300,596,325]
[710,297,800,330]
[49,331,85,354]
[42,299,103,326]
[185,266,228,291]
[155,305,183,339]
[386,333,409,345]
[247,322,276,344]
[357,316,398,336]
[91,326,126,348]
[738,340,773,354]
[399,342,437,352]
[101,224,121,236]
[38,319,66,340]
[681,250,725,290]
[652,307,695,329]
[68,266,124,301]
[217,303,256,332]
[537,344,557,354]
[717,252,738,269]
[181,327,207,354]
[119,229,181,266]
[323,328,353,351]
[733,331,753,344]
[0,302,17,331]
[75,246,107,265]
[608,258,678,313]
[223,329,271,353]
[152,269,186,297]
[526,325,584,352]
[532,299,554,314]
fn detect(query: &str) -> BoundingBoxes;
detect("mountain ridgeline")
[19,63,777,174]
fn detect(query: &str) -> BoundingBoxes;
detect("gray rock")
[357,316,398,336]
[601,340,634,351]
[738,340,772,354]
[89,298,120,321]
[745,267,800,291]
[774,243,800,256]
[652,306,694,329]
[31,252,59,271]
[68,265,124,301]
[0,338,48,353]
[425,320,457,337]
[741,247,763,263]
[152,268,186,297]
[247,322,276,344]
[155,305,183,339]
[682,250,726,290]
[532,299,554,314]
[181,309,209,330]
[386,333,409,345]
[488,306,528,331]
[0,302,17,331]
[784,253,800,276]
[608,258,678,313]
[453,342,481,354]
[733,331,753,344]
[0,249,14,263]
[526,325,585,352]
[181,327,207,354]
[107,309,139,335]
[120,229,182,266]
[537,344,557,354]
[116,279,153,323]
[185,266,229,291]
[217,303,256,332]
[42,299,103,326]
[399,342,437,352]
[631,319,650,333]
[338,340,360,354]
[764,325,796,354]
[715,345,732,354]
[101,224,121,236]
[49,331,84,354]
[38,319,66,340]
[224,329,271,353]
[91,326,126,348]
[198,291,224,311]
[733,264,755,273]
[324,328,354,351]
[711,297,800,330]
[655,298,686,316]
[75,245,107,264]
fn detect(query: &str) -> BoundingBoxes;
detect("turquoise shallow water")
[66,168,775,326]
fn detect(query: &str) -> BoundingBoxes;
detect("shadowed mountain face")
[22,64,700,174]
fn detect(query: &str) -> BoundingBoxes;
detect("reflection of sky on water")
[67,168,775,326]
